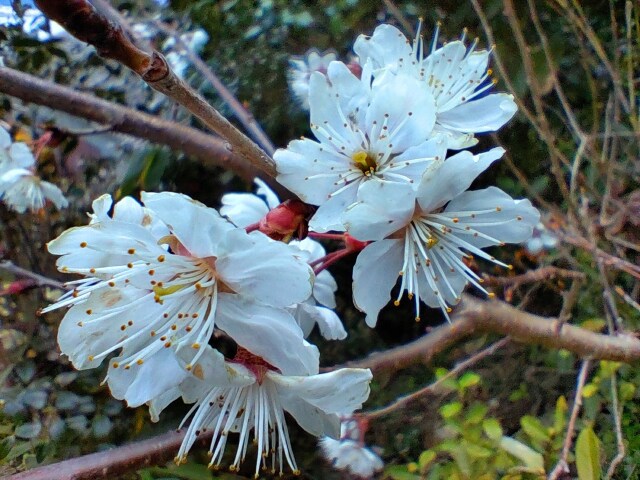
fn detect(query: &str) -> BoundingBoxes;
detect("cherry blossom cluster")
[0,126,67,213]
[44,190,371,476]
[45,20,541,478]
[279,22,540,325]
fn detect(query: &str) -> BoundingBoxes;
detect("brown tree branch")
[6,430,211,480]
[0,67,256,182]
[344,295,640,374]
[35,0,276,177]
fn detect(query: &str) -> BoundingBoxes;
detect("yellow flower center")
[352,150,378,175]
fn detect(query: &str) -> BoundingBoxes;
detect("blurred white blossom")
[288,50,337,110]
[0,126,67,213]
[320,417,383,479]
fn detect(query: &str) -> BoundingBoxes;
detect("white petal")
[313,270,337,308]
[141,191,233,257]
[179,347,254,404]
[438,94,517,133]
[219,192,269,227]
[365,74,436,153]
[343,180,415,241]
[352,239,404,327]
[148,387,182,422]
[294,304,346,340]
[107,348,188,407]
[56,287,160,369]
[216,297,320,376]
[254,178,280,209]
[0,127,10,149]
[274,138,349,205]
[444,187,540,248]
[216,229,313,307]
[90,194,114,223]
[39,180,68,209]
[8,143,35,169]
[271,368,372,437]
[353,24,412,71]
[417,147,504,212]
[308,185,357,233]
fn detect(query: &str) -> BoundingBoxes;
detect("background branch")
[6,430,211,480]
[0,67,256,182]
[35,0,275,177]
[345,295,640,374]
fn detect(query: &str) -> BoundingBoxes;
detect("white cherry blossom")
[221,179,347,340]
[275,64,446,232]
[173,346,372,477]
[346,147,540,326]
[43,192,317,394]
[354,23,517,148]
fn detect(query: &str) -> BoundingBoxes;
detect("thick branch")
[6,430,210,480]
[0,67,256,181]
[345,295,640,373]
[35,0,276,177]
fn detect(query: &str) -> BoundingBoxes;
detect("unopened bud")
[258,200,314,242]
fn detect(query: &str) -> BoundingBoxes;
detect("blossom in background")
[163,29,209,79]
[173,346,372,477]
[0,126,68,213]
[354,23,517,148]
[288,50,337,110]
[221,179,347,340]
[0,6,68,42]
[43,192,317,405]
[275,63,447,232]
[320,416,383,479]
[525,222,559,255]
[344,147,539,326]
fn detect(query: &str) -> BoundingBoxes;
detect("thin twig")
[547,360,591,480]
[604,368,626,479]
[0,260,66,290]
[365,337,510,419]
[614,285,640,312]
[482,266,585,289]
[154,21,275,155]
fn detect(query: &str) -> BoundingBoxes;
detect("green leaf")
[418,450,436,470]
[440,402,463,419]
[499,436,545,472]
[483,418,503,441]
[458,372,481,389]
[619,382,636,401]
[465,403,488,425]
[384,465,422,480]
[553,396,568,433]
[520,416,550,443]
[575,426,601,480]
[582,383,599,398]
